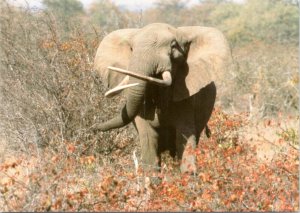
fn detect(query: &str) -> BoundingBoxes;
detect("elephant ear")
[173,26,230,102]
[93,29,139,88]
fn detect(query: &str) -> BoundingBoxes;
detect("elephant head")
[93,23,229,131]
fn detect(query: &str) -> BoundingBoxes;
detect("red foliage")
[0,108,298,211]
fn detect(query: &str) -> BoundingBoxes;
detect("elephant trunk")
[95,50,172,132]
[96,78,146,132]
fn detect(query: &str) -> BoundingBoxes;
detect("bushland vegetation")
[0,0,299,211]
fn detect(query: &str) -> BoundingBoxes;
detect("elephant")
[93,23,230,174]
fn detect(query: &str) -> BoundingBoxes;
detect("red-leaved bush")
[0,108,298,211]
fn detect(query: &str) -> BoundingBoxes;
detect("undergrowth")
[0,108,298,211]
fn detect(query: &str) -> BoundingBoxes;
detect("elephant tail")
[205,125,211,138]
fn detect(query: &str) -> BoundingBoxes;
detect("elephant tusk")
[118,75,130,86]
[161,71,172,86]
[104,75,129,98]
[108,66,172,86]
[105,83,140,98]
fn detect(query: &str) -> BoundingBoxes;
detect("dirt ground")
[240,115,299,162]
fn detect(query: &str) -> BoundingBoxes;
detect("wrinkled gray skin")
[93,23,229,173]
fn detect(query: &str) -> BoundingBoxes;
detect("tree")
[88,0,127,32]
[43,0,84,18]
[143,0,187,26]
[43,0,84,31]
[186,1,223,26]
[218,0,299,45]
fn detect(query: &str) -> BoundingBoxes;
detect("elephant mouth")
[104,66,172,97]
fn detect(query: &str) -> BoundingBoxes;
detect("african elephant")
[93,23,229,173]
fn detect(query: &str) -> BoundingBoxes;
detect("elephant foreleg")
[134,116,160,172]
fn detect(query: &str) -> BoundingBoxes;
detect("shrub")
[0,2,136,157]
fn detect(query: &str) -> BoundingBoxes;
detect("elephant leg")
[171,96,198,174]
[170,82,216,174]
[176,103,199,174]
[177,83,216,174]
[176,128,197,174]
[157,126,176,158]
[134,116,160,172]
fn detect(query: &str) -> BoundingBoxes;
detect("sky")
[83,0,202,10]
[9,0,245,11]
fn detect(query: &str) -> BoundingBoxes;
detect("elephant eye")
[171,40,177,49]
